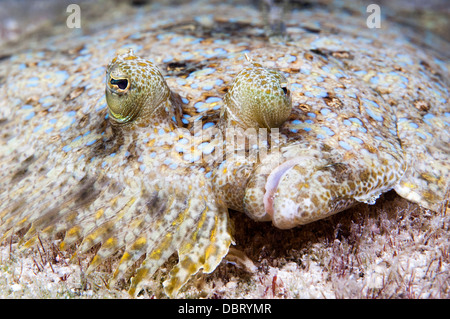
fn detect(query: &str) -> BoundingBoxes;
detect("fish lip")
[263,157,304,218]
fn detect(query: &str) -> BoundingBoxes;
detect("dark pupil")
[282,87,288,95]
[111,78,128,90]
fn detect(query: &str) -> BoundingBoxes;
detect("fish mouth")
[263,157,304,220]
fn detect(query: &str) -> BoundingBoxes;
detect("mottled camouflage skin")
[0,0,448,297]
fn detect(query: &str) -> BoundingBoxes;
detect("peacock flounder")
[0,0,449,297]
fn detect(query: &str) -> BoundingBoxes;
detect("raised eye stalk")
[222,56,292,130]
[105,49,171,125]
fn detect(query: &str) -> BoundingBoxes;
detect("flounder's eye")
[223,65,292,129]
[109,77,130,92]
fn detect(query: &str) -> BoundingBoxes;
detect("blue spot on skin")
[361,98,380,109]
[72,136,81,143]
[320,108,331,116]
[218,160,227,170]
[203,122,215,129]
[374,136,384,141]
[39,96,54,107]
[214,39,230,45]
[83,130,91,137]
[27,77,39,87]
[365,107,383,122]
[300,66,310,75]
[358,127,368,133]
[305,86,328,98]
[423,113,435,126]
[215,79,224,86]
[25,112,35,120]
[183,153,200,163]
[66,111,76,117]
[33,125,42,132]
[354,70,367,76]
[361,99,383,122]
[169,163,179,170]
[321,65,330,73]
[292,120,302,125]
[52,70,69,88]
[349,118,363,125]
[202,145,214,155]
[286,55,296,63]
[164,159,172,165]
[198,142,209,150]
[206,97,221,103]
[305,119,314,124]
[316,134,325,139]
[349,136,364,144]
[158,128,165,135]
[175,145,185,153]
[307,112,316,118]
[339,141,353,150]
[49,118,57,124]
[194,102,204,109]
[78,154,85,161]
[409,122,419,129]
[201,68,216,75]
[21,104,33,110]
[290,128,298,133]
[303,127,311,132]
[202,85,213,91]
[190,83,199,89]
[214,48,227,55]
[370,76,379,84]
[102,161,108,168]
[96,102,107,111]
[62,145,72,152]
[110,153,116,157]
[182,97,189,104]
[179,138,189,145]
[150,152,157,158]
[322,126,335,136]
[343,120,352,126]
[45,127,54,133]
[291,83,303,91]
[139,164,146,172]
[60,120,73,131]
[388,71,398,77]
[396,54,414,65]
[86,139,97,146]
[205,171,212,178]
[182,118,189,124]
[416,132,427,139]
